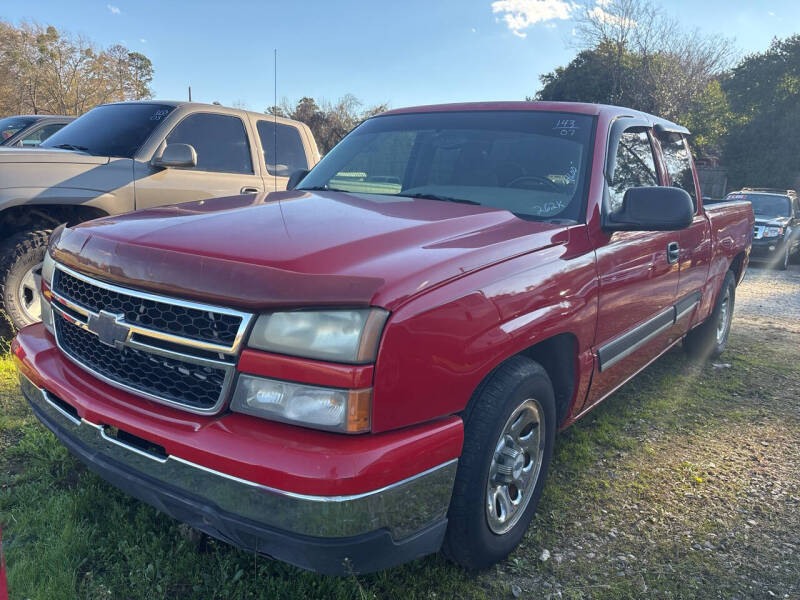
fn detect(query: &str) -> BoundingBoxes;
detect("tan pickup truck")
[0,101,319,329]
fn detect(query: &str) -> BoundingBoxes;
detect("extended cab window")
[298,111,595,222]
[660,132,697,210]
[257,121,309,177]
[608,130,658,213]
[167,113,253,174]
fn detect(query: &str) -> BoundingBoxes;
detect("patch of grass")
[2,325,799,599]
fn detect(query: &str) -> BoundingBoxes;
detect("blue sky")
[3,1,799,111]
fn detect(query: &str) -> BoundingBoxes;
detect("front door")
[134,112,263,209]
[586,129,681,407]
[659,131,711,332]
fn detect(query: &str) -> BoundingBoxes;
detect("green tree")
[723,35,800,189]
[0,20,154,116]
[267,94,387,154]
[536,0,733,157]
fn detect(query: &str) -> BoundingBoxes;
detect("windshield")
[0,116,36,141]
[298,111,595,221]
[41,103,175,158]
[727,193,791,218]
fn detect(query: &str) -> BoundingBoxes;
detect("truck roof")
[98,100,305,127]
[379,101,690,135]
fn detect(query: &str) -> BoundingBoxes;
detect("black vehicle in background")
[723,188,799,270]
[0,115,75,148]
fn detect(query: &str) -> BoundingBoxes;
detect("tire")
[442,355,556,569]
[777,245,790,271]
[684,270,736,360]
[0,229,52,331]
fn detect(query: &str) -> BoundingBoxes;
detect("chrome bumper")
[19,372,457,541]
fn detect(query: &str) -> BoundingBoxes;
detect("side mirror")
[606,186,694,232]
[287,169,309,191]
[152,143,197,169]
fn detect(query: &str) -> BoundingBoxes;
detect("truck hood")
[754,216,791,227]
[0,147,110,165]
[52,191,570,311]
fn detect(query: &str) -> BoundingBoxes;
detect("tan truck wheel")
[0,229,52,330]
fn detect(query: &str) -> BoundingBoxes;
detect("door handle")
[240,186,260,195]
[667,241,680,264]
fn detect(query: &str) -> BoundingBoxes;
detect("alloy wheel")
[17,260,43,324]
[486,398,546,535]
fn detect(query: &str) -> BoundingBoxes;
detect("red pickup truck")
[13,102,753,575]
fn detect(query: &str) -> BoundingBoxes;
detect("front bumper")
[14,326,461,574]
[750,237,789,260]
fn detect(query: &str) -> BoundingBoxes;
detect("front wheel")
[777,245,790,271]
[443,356,556,569]
[0,229,52,330]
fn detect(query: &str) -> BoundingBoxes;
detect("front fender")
[371,241,598,432]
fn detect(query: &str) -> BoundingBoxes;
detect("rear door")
[253,119,312,192]
[134,111,263,209]
[586,127,681,406]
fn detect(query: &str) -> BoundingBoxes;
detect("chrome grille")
[53,269,242,347]
[754,225,764,240]
[55,315,228,410]
[49,264,253,414]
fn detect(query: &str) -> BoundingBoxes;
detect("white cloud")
[768,10,775,16]
[491,0,576,37]
[107,4,121,14]
[139,38,147,44]
[587,4,637,27]
[472,27,478,32]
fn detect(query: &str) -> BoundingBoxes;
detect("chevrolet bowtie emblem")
[87,310,130,348]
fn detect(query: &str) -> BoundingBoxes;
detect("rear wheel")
[0,229,52,330]
[684,270,736,360]
[443,355,555,569]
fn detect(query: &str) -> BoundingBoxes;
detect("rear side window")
[257,121,309,176]
[660,133,697,210]
[608,130,659,213]
[167,113,253,174]
[0,116,35,141]
[19,123,66,147]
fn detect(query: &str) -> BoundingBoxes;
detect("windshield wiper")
[401,193,480,205]
[298,185,352,193]
[53,143,91,153]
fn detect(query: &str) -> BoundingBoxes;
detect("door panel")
[587,230,681,404]
[676,214,712,330]
[584,128,680,408]
[134,112,263,210]
[658,131,711,331]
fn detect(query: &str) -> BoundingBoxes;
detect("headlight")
[764,226,784,238]
[230,374,371,433]
[40,250,56,334]
[247,308,389,363]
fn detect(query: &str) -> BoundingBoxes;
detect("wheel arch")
[0,204,110,239]
[729,250,747,285]
[466,332,579,429]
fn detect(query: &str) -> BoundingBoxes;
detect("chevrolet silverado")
[13,101,753,575]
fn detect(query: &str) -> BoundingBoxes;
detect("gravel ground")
[736,262,800,330]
